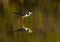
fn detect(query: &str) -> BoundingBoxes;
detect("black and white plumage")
[15,28,26,32]
[15,11,32,18]
[15,27,32,33]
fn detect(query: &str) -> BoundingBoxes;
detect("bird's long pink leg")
[17,16,24,28]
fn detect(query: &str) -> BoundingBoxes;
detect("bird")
[14,26,32,33]
[15,10,32,18]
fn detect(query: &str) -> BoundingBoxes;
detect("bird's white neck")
[29,12,32,15]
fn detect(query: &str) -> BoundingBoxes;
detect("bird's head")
[24,27,32,33]
[26,10,32,15]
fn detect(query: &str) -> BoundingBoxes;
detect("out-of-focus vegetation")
[0,0,60,42]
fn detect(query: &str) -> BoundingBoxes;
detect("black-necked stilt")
[15,26,32,33]
[15,11,32,18]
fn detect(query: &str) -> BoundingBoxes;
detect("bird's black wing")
[14,12,26,16]
[15,28,26,32]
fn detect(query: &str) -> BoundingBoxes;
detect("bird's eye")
[27,29,29,31]
[27,13,29,15]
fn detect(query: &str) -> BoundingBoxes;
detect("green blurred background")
[0,0,60,42]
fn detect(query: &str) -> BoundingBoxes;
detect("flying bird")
[15,10,32,18]
[14,26,32,33]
